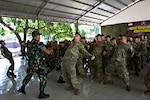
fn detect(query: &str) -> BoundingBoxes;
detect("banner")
[128,20,150,36]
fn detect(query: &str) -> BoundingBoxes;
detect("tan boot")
[74,89,80,95]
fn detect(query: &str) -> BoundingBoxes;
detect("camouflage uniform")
[76,42,89,76]
[132,42,142,75]
[61,42,92,90]
[144,67,150,91]
[92,41,105,83]
[22,39,47,92]
[1,45,16,77]
[105,43,132,87]
[102,41,112,74]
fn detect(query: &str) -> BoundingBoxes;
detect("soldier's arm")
[43,48,53,55]
[39,43,53,55]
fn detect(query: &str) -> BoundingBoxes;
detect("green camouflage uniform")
[1,45,15,76]
[105,43,132,86]
[92,41,105,82]
[144,67,150,90]
[22,39,47,92]
[61,42,92,90]
[102,41,113,74]
[132,42,142,75]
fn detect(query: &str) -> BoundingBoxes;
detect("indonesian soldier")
[0,40,16,78]
[61,33,95,95]
[18,31,53,99]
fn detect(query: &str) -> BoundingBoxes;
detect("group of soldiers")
[0,31,150,98]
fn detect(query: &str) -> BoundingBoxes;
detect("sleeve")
[79,43,92,57]
[39,43,46,51]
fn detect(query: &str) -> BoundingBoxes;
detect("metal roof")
[0,0,142,26]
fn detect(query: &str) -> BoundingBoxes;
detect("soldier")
[105,35,133,91]
[18,31,53,99]
[61,33,95,95]
[144,67,150,94]
[102,35,113,74]
[0,40,16,78]
[92,34,105,84]
[132,36,142,76]
[20,41,26,59]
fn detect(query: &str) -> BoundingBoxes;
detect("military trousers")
[22,65,47,92]
[105,59,130,86]
[144,67,150,90]
[61,57,80,90]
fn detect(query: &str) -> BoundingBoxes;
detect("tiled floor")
[0,57,150,100]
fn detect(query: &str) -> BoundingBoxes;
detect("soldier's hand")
[130,46,133,52]
[91,55,95,60]
[102,51,107,55]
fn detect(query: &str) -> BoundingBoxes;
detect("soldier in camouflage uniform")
[144,66,150,94]
[18,31,53,99]
[102,35,113,74]
[61,33,95,95]
[92,34,105,84]
[105,35,133,91]
[0,40,16,78]
[132,36,142,76]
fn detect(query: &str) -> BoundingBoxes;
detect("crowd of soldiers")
[0,31,150,98]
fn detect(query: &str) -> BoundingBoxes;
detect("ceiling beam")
[90,12,109,17]
[115,0,128,6]
[48,1,87,12]
[70,0,93,7]
[76,0,105,20]
[97,7,115,14]
[37,0,50,16]
[103,1,121,10]
[84,16,104,21]
[44,8,80,16]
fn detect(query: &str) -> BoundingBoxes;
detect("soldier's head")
[120,35,127,44]
[32,31,41,41]
[96,34,102,42]
[111,37,116,44]
[105,35,111,42]
[74,32,81,42]
[0,40,5,46]
[133,36,140,43]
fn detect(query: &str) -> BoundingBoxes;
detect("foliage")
[0,17,100,41]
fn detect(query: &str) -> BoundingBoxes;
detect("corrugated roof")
[0,0,142,25]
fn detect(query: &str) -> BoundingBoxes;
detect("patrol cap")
[111,37,116,40]
[0,40,4,44]
[96,34,101,37]
[105,35,110,38]
[81,36,85,39]
[32,31,41,37]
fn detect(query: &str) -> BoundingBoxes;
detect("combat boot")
[18,85,26,94]
[38,91,50,99]
[104,80,113,85]
[74,89,80,95]
[126,85,131,92]
[144,90,150,94]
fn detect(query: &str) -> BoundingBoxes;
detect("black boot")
[38,91,50,99]
[18,85,26,94]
